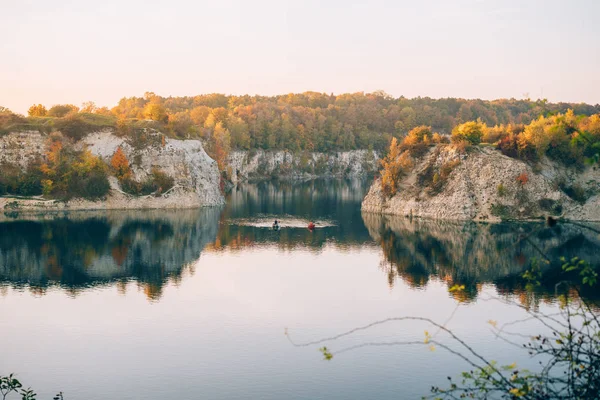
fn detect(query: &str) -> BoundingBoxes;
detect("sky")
[1,0,599,114]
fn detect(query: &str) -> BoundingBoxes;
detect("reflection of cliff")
[362,213,600,304]
[208,179,375,252]
[0,208,220,300]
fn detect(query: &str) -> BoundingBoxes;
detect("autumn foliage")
[38,135,110,199]
[111,147,131,179]
[380,138,414,197]
[516,172,529,186]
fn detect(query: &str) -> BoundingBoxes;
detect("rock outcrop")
[0,130,224,211]
[227,149,378,184]
[362,145,600,221]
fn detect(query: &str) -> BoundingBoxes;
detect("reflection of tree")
[208,178,375,253]
[363,213,600,304]
[0,209,220,301]
[207,224,373,254]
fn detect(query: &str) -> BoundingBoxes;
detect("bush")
[538,198,563,215]
[400,126,434,157]
[0,162,43,196]
[120,168,174,196]
[47,104,79,117]
[561,183,587,204]
[38,139,111,200]
[490,203,512,219]
[496,183,507,197]
[53,115,96,141]
[82,172,110,199]
[451,121,485,145]
[516,172,529,186]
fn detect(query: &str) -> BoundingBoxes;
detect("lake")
[1,179,599,399]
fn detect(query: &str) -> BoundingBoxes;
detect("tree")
[80,101,97,113]
[47,104,79,117]
[380,137,413,197]
[28,104,47,117]
[143,103,168,122]
[111,147,131,179]
[451,120,485,145]
[211,122,231,172]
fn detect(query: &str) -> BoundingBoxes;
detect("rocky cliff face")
[0,130,224,210]
[362,145,600,221]
[227,149,378,184]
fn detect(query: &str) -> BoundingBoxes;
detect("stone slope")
[0,130,224,211]
[362,145,600,221]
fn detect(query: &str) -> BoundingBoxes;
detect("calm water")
[1,179,599,399]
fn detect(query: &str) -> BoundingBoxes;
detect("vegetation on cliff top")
[2,94,599,191]
[2,92,599,154]
[379,110,600,198]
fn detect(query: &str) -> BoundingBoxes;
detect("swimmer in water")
[273,220,280,230]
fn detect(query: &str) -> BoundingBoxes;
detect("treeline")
[2,92,599,155]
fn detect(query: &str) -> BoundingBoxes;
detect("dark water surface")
[1,179,599,399]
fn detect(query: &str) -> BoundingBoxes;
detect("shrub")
[0,161,43,196]
[121,168,174,196]
[87,173,110,198]
[0,110,28,135]
[41,179,53,196]
[561,183,587,204]
[490,203,512,219]
[431,132,449,144]
[538,198,563,215]
[422,159,460,193]
[516,172,529,186]
[400,126,433,157]
[150,168,175,194]
[451,121,485,145]
[53,115,97,141]
[482,124,508,144]
[125,129,162,150]
[381,138,414,197]
[496,183,507,197]
[38,138,110,199]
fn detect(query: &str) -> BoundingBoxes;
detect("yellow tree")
[211,122,231,172]
[28,104,47,117]
[80,101,97,113]
[143,103,168,122]
[380,138,413,197]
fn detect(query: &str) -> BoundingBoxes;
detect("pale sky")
[1,0,599,114]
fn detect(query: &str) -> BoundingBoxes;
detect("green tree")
[47,104,79,117]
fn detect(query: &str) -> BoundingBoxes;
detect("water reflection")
[362,213,600,305]
[210,179,374,252]
[0,209,220,300]
[1,178,599,306]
